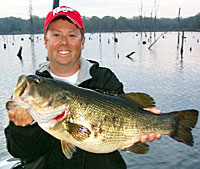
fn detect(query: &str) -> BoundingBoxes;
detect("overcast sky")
[0,0,199,19]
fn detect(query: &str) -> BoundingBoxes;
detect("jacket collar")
[36,57,93,85]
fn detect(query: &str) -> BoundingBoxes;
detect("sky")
[0,0,199,19]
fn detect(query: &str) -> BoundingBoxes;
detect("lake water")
[0,32,200,169]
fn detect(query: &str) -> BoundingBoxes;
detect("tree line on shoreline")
[0,13,200,35]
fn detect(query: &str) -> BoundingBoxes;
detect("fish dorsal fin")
[123,142,149,154]
[121,92,155,108]
[95,89,118,96]
[61,140,76,159]
[63,121,91,141]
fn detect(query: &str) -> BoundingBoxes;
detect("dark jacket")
[5,59,127,169]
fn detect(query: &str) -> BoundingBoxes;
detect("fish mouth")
[6,100,21,110]
[6,75,31,110]
[12,75,31,100]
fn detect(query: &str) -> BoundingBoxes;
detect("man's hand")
[140,107,162,143]
[8,108,34,127]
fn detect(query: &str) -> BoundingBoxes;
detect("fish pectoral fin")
[64,121,91,141]
[121,92,155,108]
[123,142,149,154]
[61,140,76,159]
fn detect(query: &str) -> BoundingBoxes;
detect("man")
[5,6,161,169]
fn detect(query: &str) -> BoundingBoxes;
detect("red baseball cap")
[44,6,85,32]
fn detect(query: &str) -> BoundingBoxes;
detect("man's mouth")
[58,51,70,55]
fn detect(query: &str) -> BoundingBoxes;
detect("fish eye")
[35,78,41,84]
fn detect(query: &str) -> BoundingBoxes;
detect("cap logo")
[53,7,74,16]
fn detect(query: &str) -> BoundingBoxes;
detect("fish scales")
[64,86,177,145]
[68,94,134,144]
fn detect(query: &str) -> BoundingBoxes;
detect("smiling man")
[44,16,85,77]
[5,6,161,169]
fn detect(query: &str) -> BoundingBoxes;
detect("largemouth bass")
[6,75,199,159]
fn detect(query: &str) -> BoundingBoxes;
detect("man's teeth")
[59,51,70,54]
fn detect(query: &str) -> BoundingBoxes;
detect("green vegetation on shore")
[0,13,200,34]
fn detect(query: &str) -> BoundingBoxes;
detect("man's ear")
[44,36,48,49]
[81,36,85,49]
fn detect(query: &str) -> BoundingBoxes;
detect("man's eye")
[69,34,76,38]
[52,33,61,38]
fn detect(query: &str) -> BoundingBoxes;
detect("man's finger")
[140,135,148,143]
[144,107,162,114]
[147,133,155,142]
[155,133,162,139]
[8,109,16,120]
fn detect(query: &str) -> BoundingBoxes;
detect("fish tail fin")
[170,109,198,146]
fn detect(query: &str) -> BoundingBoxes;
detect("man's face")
[44,19,85,70]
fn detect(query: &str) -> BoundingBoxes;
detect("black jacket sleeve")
[4,121,56,160]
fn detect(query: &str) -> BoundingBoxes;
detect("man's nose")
[60,35,69,44]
